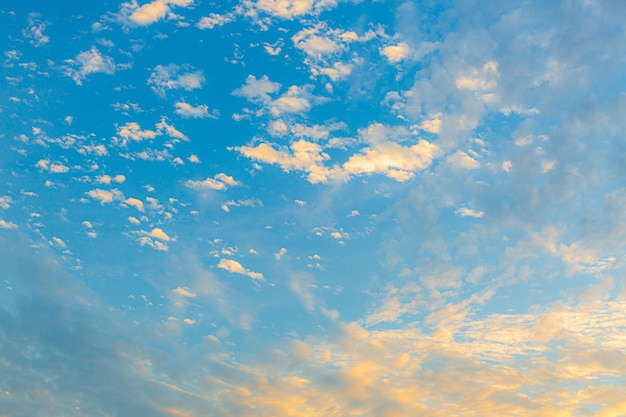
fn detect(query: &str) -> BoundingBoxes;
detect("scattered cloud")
[174,102,217,118]
[64,47,115,85]
[86,188,124,204]
[148,64,205,97]
[218,259,264,280]
[185,173,239,191]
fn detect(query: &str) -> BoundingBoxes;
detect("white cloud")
[218,259,264,280]
[270,85,314,116]
[148,64,205,97]
[456,207,484,218]
[233,75,280,104]
[185,173,239,191]
[175,102,213,118]
[292,25,343,58]
[173,286,196,297]
[86,189,124,204]
[0,196,12,210]
[381,42,410,62]
[119,0,194,26]
[456,61,499,92]
[149,228,170,241]
[137,236,169,251]
[0,220,17,229]
[197,12,234,29]
[237,124,440,183]
[23,16,49,47]
[116,122,158,143]
[36,159,70,174]
[246,0,338,19]
[125,198,145,212]
[447,150,480,169]
[274,248,287,260]
[130,0,169,25]
[65,47,115,86]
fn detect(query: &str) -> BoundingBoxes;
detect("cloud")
[236,140,338,184]
[119,0,194,26]
[455,207,484,218]
[0,196,12,210]
[64,47,115,85]
[125,197,145,212]
[197,12,234,29]
[116,122,158,142]
[23,16,49,47]
[0,220,17,229]
[37,159,70,173]
[233,75,280,104]
[174,102,214,118]
[237,124,440,183]
[447,150,480,169]
[245,0,338,19]
[172,287,196,298]
[148,64,205,97]
[217,259,264,280]
[86,189,124,204]
[185,173,239,191]
[149,227,171,241]
[381,42,410,62]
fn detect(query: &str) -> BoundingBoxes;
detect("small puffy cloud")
[456,207,484,218]
[381,42,410,62]
[148,64,205,97]
[64,47,115,86]
[0,196,12,209]
[137,236,169,251]
[456,61,499,92]
[448,151,480,169]
[175,102,212,118]
[250,0,337,19]
[86,188,124,204]
[121,0,194,26]
[342,123,440,181]
[36,159,70,173]
[292,25,343,58]
[23,16,49,47]
[125,197,145,212]
[270,85,315,116]
[50,163,70,173]
[233,75,280,104]
[156,118,187,140]
[274,248,287,260]
[130,0,169,25]
[185,173,239,191]
[50,236,67,249]
[218,258,264,280]
[221,198,262,212]
[0,220,17,229]
[197,12,234,29]
[173,286,196,298]
[116,122,158,142]
[149,227,170,241]
[236,140,337,184]
[238,123,440,183]
[188,154,200,163]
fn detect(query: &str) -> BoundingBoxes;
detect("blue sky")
[2,0,626,415]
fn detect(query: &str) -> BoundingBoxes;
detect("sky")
[2,0,626,415]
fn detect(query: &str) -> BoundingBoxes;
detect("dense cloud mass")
[2,0,626,415]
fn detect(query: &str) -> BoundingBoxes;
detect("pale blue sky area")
[2,1,626,416]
